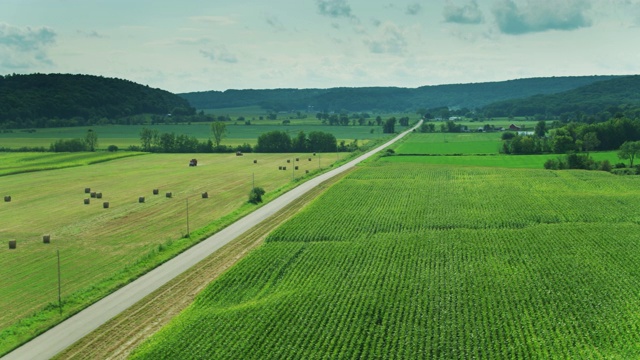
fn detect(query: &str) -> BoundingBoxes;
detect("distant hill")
[179,76,619,112]
[481,75,640,118]
[0,73,194,128]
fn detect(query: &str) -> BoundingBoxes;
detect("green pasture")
[133,163,640,359]
[0,123,408,150]
[0,151,349,355]
[394,132,503,154]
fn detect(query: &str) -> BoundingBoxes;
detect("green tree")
[581,132,601,156]
[618,140,640,167]
[248,187,266,204]
[211,121,227,147]
[85,129,98,151]
[140,127,157,151]
[382,117,396,134]
[534,121,547,138]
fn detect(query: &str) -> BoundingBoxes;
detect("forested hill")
[179,76,618,112]
[0,73,194,128]
[481,75,640,119]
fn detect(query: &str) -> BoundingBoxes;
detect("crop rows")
[132,163,640,359]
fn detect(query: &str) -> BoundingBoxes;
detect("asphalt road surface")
[2,121,421,360]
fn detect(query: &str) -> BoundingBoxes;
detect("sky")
[1,0,640,93]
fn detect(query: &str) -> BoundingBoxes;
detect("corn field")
[132,163,640,359]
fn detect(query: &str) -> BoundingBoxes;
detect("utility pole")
[57,249,62,315]
[185,198,190,237]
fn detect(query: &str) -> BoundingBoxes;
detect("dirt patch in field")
[53,169,351,360]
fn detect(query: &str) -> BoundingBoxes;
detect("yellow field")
[0,151,346,353]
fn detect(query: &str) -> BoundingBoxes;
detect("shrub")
[107,145,119,152]
[248,187,266,204]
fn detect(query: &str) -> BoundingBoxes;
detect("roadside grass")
[0,151,352,356]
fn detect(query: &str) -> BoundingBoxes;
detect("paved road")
[2,121,421,360]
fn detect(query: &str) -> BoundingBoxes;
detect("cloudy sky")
[1,0,639,93]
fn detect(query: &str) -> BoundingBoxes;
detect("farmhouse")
[508,124,521,131]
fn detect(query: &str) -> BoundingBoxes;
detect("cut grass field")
[393,132,503,154]
[131,162,640,359]
[0,151,349,355]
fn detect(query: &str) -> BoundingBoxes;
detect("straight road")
[2,121,421,360]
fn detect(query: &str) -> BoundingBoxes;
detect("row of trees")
[50,129,99,152]
[503,117,640,155]
[256,131,338,153]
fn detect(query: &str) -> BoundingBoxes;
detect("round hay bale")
[84,198,90,205]
[139,196,145,203]
[287,159,291,163]
[43,235,50,244]
[308,158,311,161]
[90,192,97,198]
[295,166,299,170]
[296,158,299,161]
[202,192,209,199]
[306,170,309,174]
[253,160,257,164]
[153,189,159,195]
[103,202,110,209]
[166,192,172,198]
[283,166,287,170]
[84,188,91,193]
[278,166,282,170]
[313,152,316,156]
[9,240,16,249]
[4,196,11,202]
[96,193,103,199]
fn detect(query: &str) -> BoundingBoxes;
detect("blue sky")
[1,0,639,93]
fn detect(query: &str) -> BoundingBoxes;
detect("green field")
[0,152,145,176]
[0,151,350,355]
[0,123,410,150]
[394,132,503,154]
[132,162,640,359]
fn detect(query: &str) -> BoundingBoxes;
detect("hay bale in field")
[153,189,159,195]
[43,235,50,244]
[287,159,290,163]
[296,158,299,161]
[202,192,208,199]
[84,188,91,193]
[166,192,172,198]
[313,152,316,156]
[8,240,16,249]
[90,192,97,198]
[96,193,103,199]
[84,198,90,205]
[4,196,10,202]
[295,166,299,170]
[283,166,287,170]
[279,166,282,170]
[306,170,309,174]
[308,158,311,161]
[139,197,145,203]
[253,160,257,164]
[103,202,110,208]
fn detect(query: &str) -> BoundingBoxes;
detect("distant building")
[508,124,521,131]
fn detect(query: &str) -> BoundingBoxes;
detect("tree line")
[0,73,194,129]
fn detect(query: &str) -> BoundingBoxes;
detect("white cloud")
[364,22,407,54]
[492,0,592,34]
[200,46,238,63]
[444,1,484,24]
[0,23,56,69]
[316,0,354,19]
